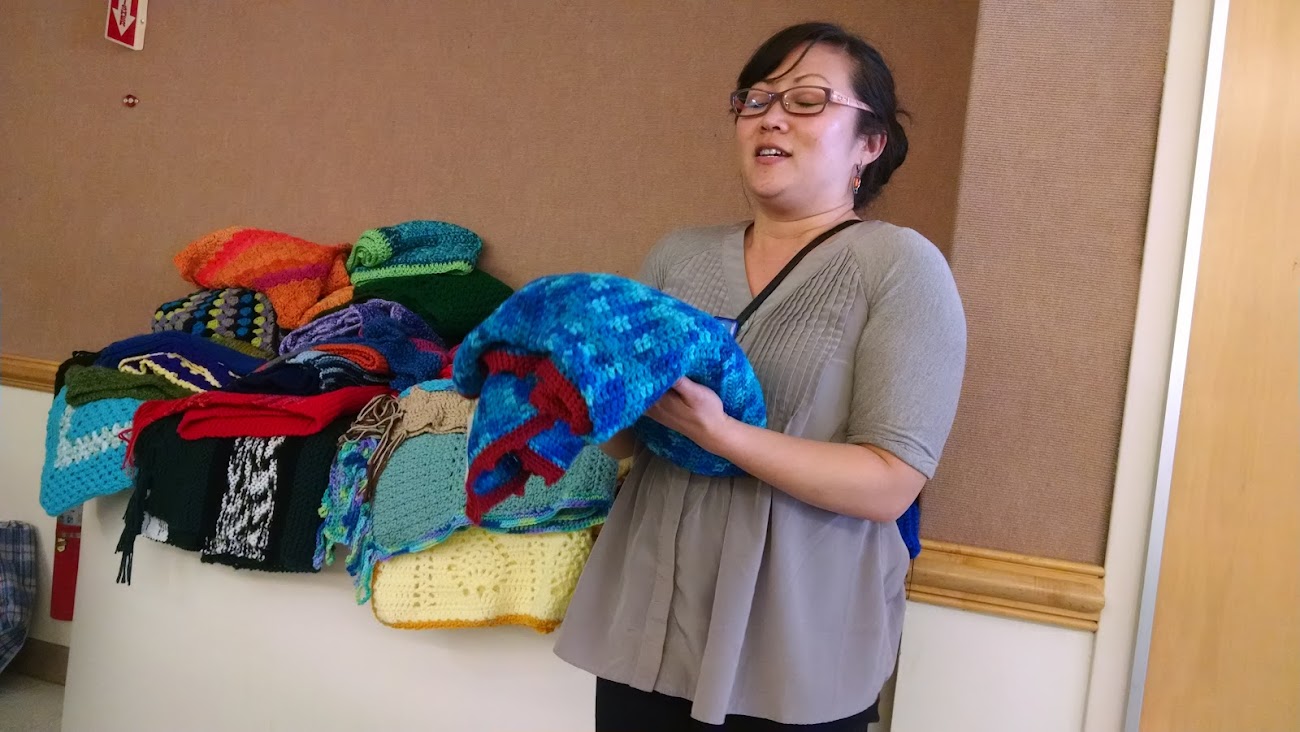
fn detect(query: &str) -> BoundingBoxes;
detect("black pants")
[595,678,880,732]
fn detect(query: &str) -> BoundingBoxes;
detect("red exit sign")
[105,0,147,51]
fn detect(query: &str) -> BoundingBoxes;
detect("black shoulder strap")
[734,219,862,330]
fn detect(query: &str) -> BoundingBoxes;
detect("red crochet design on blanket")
[463,350,593,523]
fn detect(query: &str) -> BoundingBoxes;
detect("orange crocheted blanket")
[174,227,354,329]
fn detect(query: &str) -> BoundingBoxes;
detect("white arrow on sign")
[116,1,135,35]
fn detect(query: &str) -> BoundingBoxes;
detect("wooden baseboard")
[1,352,1106,631]
[0,354,58,392]
[908,540,1106,631]
[8,638,69,685]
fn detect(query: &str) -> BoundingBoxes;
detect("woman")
[554,22,967,731]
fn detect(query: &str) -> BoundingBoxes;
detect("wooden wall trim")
[0,353,58,392]
[1,353,1106,631]
[908,540,1106,632]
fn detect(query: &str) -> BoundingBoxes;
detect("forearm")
[708,419,922,522]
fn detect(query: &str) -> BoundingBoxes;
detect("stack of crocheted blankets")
[158,220,515,355]
[37,222,773,636]
[42,219,518,584]
[317,380,616,632]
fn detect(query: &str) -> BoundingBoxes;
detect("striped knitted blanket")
[452,273,767,521]
[173,227,353,329]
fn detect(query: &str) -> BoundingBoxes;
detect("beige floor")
[0,672,63,732]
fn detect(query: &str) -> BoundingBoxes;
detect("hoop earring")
[851,164,863,196]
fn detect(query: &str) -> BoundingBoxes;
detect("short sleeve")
[846,233,966,479]
[634,234,673,290]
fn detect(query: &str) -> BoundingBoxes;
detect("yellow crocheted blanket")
[370,527,594,633]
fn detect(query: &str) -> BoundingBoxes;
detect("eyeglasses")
[729,86,874,118]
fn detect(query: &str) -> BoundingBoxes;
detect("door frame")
[1122,0,1231,729]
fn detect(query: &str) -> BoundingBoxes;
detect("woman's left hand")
[644,377,733,454]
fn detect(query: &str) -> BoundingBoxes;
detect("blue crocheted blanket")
[39,390,140,517]
[452,273,767,520]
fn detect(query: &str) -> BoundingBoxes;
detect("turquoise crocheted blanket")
[39,390,140,517]
[452,272,767,521]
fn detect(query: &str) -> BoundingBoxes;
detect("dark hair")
[736,22,909,209]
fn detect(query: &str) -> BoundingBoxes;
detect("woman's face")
[735,43,881,217]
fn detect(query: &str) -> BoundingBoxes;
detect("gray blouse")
[553,221,967,725]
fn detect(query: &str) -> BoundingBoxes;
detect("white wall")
[892,603,1095,732]
[0,385,71,647]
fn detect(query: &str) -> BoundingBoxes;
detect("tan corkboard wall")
[0,0,976,361]
[923,0,1174,565]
